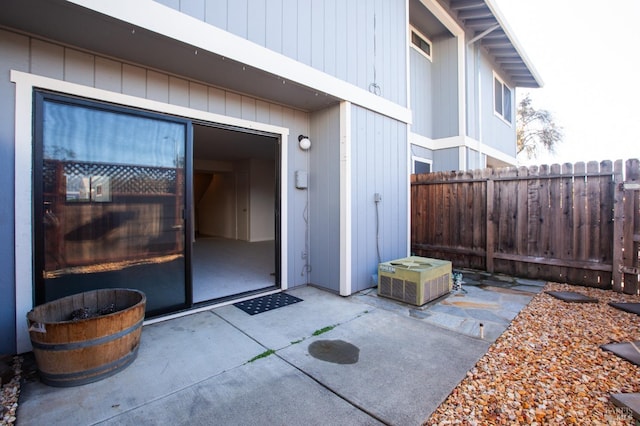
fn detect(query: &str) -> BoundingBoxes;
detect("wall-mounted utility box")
[378,256,452,306]
[295,170,308,189]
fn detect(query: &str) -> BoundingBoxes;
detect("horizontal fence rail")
[411,159,640,294]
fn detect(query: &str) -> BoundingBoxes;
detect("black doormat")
[545,291,599,303]
[601,341,640,366]
[234,293,303,315]
[609,302,640,316]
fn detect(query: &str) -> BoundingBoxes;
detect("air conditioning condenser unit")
[378,256,452,306]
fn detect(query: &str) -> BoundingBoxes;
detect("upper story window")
[410,27,433,61]
[493,72,512,124]
[412,156,432,174]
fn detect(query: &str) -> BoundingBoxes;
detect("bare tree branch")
[517,94,563,159]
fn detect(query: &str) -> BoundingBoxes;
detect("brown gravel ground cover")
[426,282,640,425]
[1,356,21,426]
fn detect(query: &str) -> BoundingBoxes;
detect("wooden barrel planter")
[26,288,146,387]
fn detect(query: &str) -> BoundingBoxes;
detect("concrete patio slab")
[214,285,370,351]
[98,355,382,426]
[17,311,265,425]
[17,275,538,426]
[278,309,490,426]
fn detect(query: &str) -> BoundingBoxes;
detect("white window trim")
[409,26,433,62]
[411,155,433,174]
[493,71,513,126]
[11,70,290,353]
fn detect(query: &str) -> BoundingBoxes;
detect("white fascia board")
[483,0,544,87]
[409,132,516,166]
[65,0,411,124]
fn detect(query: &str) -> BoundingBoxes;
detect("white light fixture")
[298,135,311,150]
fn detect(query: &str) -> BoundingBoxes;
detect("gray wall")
[351,106,408,292]
[432,36,459,139]
[409,48,433,137]
[0,31,28,355]
[479,51,516,156]
[432,147,460,172]
[410,35,459,140]
[466,147,485,170]
[0,29,313,352]
[154,0,408,107]
[411,144,433,162]
[309,105,341,292]
[465,43,480,141]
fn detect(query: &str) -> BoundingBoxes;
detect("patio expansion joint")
[207,309,390,425]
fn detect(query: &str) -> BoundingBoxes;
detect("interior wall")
[249,158,275,242]
[198,172,236,238]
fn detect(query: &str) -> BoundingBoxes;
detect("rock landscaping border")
[425,282,640,425]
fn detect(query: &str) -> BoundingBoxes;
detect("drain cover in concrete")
[600,341,640,366]
[609,303,640,316]
[610,393,640,421]
[308,340,359,365]
[545,291,598,303]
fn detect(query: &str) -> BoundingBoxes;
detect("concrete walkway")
[17,272,544,425]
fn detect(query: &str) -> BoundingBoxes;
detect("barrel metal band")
[39,346,139,387]
[31,318,143,351]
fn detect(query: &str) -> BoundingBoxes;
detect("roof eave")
[483,0,544,88]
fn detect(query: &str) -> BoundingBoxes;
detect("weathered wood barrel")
[26,288,146,387]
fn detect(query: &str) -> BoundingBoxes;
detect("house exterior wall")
[153,0,408,107]
[309,104,341,292]
[409,47,433,138]
[431,36,459,139]
[479,50,516,157]
[0,31,27,355]
[0,0,537,354]
[350,105,408,292]
[0,28,312,353]
[433,147,460,172]
[410,35,459,140]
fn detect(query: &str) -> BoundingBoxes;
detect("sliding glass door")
[34,92,190,315]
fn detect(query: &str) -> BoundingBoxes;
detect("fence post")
[622,159,640,294]
[612,160,624,292]
[485,169,494,273]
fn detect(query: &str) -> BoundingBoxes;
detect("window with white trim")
[410,27,433,61]
[493,73,512,124]
[412,156,432,174]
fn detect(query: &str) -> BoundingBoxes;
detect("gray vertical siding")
[465,43,480,140]
[410,144,433,161]
[432,147,460,172]
[153,0,407,107]
[0,30,313,351]
[308,105,341,292]
[410,35,459,140]
[466,147,485,170]
[351,106,408,292]
[409,48,433,138]
[0,30,30,355]
[432,36,459,139]
[480,51,516,156]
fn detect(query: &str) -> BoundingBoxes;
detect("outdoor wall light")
[298,135,311,150]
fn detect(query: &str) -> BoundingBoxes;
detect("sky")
[492,0,640,166]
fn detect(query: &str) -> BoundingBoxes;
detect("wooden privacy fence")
[411,159,640,294]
